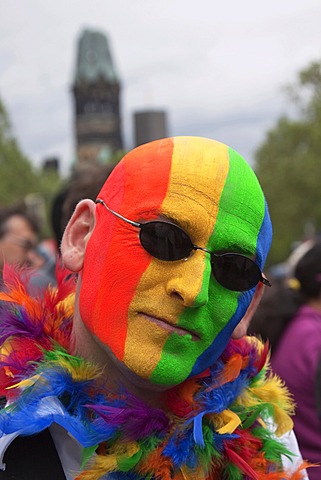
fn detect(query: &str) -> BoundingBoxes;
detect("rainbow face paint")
[79,137,272,386]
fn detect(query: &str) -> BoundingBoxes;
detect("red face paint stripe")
[80,138,174,361]
[80,161,127,358]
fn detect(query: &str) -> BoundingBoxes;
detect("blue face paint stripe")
[189,291,252,377]
[255,200,273,269]
[189,199,272,377]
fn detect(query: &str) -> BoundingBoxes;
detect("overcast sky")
[1,0,321,174]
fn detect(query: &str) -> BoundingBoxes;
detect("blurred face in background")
[0,215,38,271]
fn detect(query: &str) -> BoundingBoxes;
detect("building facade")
[72,29,122,164]
[134,110,168,147]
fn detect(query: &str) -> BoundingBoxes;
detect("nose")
[165,251,210,307]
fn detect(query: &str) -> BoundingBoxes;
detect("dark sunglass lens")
[139,222,193,261]
[211,253,261,291]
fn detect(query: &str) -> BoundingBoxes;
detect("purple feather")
[0,306,45,343]
[86,392,169,440]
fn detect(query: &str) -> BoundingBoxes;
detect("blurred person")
[0,206,58,292]
[0,206,38,276]
[248,240,316,354]
[0,137,311,479]
[27,242,58,290]
[269,241,321,479]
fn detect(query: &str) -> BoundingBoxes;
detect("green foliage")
[255,61,321,266]
[0,99,40,204]
[0,97,62,236]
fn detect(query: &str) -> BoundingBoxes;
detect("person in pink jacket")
[272,240,321,480]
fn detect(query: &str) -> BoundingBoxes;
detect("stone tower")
[134,110,168,147]
[72,29,122,164]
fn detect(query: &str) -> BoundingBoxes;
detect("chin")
[91,333,176,392]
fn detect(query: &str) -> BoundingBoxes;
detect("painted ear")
[232,282,265,339]
[61,199,96,272]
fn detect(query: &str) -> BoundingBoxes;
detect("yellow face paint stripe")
[124,138,229,381]
[150,138,230,383]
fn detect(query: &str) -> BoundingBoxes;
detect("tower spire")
[72,29,122,165]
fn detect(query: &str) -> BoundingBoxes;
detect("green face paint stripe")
[187,148,268,379]
[150,143,231,385]
[150,148,267,385]
[213,147,266,253]
[187,149,267,373]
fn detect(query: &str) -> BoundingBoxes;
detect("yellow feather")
[180,465,206,479]
[216,409,241,434]
[273,405,294,436]
[6,374,41,390]
[238,371,295,436]
[56,293,75,319]
[250,375,295,414]
[76,441,140,480]
[75,454,118,480]
[52,356,101,382]
[109,440,139,457]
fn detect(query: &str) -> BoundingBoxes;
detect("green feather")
[117,449,142,472]
[81,444,98,469]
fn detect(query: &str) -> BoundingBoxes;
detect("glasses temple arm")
[96,199,141,228]
[261,277,272,287]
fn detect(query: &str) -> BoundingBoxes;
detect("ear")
[232,281,265,339]
[61,199,96,272]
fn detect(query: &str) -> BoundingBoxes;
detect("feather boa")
[0,265,310,479]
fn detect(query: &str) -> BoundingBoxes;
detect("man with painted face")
[65,136,272,391]
[0,137,310,479]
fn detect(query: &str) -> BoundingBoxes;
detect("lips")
[137,312,200,341]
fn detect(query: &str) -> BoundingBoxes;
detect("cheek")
[188,287,254,377]
[123,260,185,379]
[142,279,240,385]
[149,283,244,384]
[79,223,152,361]
[178,279,240,344]
[6,245,24,265]
[205,282,241,336]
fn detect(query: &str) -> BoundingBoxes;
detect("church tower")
[72,29,122,164]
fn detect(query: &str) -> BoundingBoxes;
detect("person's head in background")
[249,239,321,352]
[51,163,115,251]
[0,206,39,273]
[292,240,321,308]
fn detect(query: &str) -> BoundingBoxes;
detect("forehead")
[4,215,35,235]
[161,137,229,221]
[163,138,267,257]
[99,137,268,256]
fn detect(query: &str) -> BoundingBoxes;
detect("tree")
[255,61,321,266]
[0,98,43,204]
[0,97,62,235]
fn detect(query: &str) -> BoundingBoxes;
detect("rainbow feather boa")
[0,265,309,479]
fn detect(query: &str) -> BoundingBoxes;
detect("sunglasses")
[96,199,271,292]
